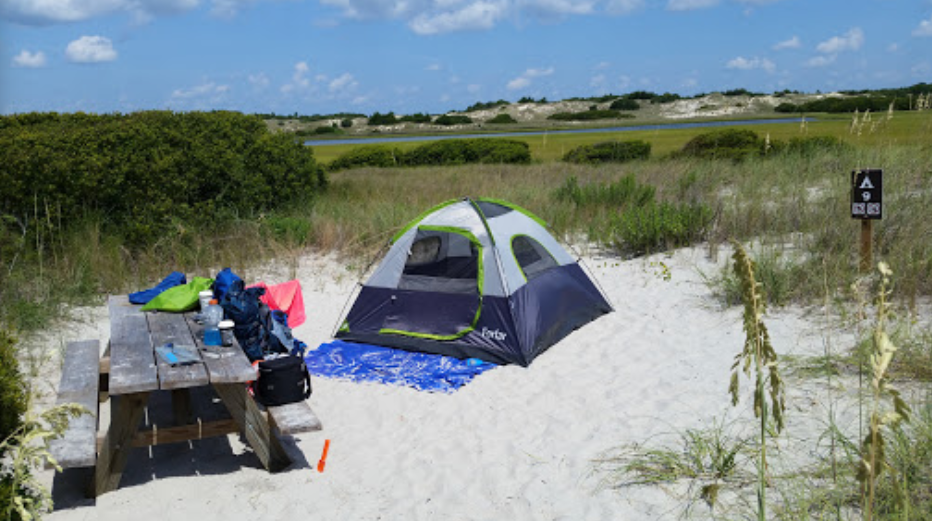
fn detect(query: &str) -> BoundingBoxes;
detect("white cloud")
[772,35,800,50]
[467,84,481,93]
[507,77,531,90]
[248,73,269,89]
[726,56,775,73]
[666,0,719,11]
[525,0,595,16]
[209,0,255,18]
[913,15,932,37]
[319,0,635,34]
[912,61,931,76]
[594,61,611,70]
[590,74,606,89]
[13,50,46,68]
[0,0,199,25]
[281,61,311,93]
[525,67,554,78]
[65,36,117,63]
[426,63,442,71]
[806,55,836,67]
[887,43,899,52]
[605,0,644,15]
[329,72,358,92]
[506,66,554,91]
[409,1,507,35]
[816,27,864,53]
[171,81,230,99]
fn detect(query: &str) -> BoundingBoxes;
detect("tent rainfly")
[335,197,613,366]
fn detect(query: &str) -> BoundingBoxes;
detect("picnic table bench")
[49,295,322,497]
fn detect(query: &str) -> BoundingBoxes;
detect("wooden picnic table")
[82,295,315,496]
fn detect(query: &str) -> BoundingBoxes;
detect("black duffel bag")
[252,355,311,406]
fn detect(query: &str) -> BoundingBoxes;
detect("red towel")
[246,280,306,328]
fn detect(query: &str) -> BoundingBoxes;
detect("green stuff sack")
[140,277,214,312]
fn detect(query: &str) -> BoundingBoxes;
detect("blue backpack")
[219,280,287,362]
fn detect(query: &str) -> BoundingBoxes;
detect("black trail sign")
[851,169,883,220]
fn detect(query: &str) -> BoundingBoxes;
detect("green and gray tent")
[336,197,612,366]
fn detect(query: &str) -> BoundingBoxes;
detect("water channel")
[304,117,811,147]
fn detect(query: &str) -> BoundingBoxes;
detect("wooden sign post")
[851,169,883,272]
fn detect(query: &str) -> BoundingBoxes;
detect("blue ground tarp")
[305,340,496,393]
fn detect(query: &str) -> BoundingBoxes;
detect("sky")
[2,0,932,115]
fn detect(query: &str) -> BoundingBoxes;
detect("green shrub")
[1,328,27,521]
[486,113,517,124]
[548,110,631,121]
[562,140,651,164]
[433,114,473,126]
[650,92,682,104]
[465,100,509,112]
[625,91,657,100]
[367,112,399,126]
[401,139,530,166]
[678,129,764,160]
[0,329,25,448]
[313,125,342,135]
[611,202,713,255]
[0,111,326,247]
[400,113,432,124]
[609,98,640,111]
[328,145,400,171]
[340,118,353,128]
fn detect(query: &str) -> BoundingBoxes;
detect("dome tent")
[335,197,612,367]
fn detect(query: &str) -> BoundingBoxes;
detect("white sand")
[36,246,853,520]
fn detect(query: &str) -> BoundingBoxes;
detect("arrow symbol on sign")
[860,176,874,189]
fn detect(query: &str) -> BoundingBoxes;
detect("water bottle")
[203,299,223,346]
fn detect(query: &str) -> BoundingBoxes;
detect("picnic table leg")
[171,389,193,426]
[212,383,291,473]
[92,392,149,497]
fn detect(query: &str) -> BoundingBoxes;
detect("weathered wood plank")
[94,418,241,449]
[267,401,322,436]
[92,392,149,497]
[147,312,209,390]
[48,340,100,469]
[185,313,256,384]
[213,383,291,472]
[108,295,158,395]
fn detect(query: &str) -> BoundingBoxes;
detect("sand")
[35,245,852,520]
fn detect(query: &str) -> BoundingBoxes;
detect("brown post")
[860,219,873,272]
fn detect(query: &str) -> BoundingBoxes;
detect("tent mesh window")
[399,229,479,294]
[512,235,557,280]
[476,201,513,219]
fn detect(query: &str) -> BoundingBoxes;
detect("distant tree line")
[257,112,365,122]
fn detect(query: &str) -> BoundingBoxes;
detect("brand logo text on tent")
[481,327,507,341]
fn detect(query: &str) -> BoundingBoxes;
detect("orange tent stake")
[317,439,331,473]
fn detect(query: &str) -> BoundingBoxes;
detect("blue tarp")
[305,340,496,393]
